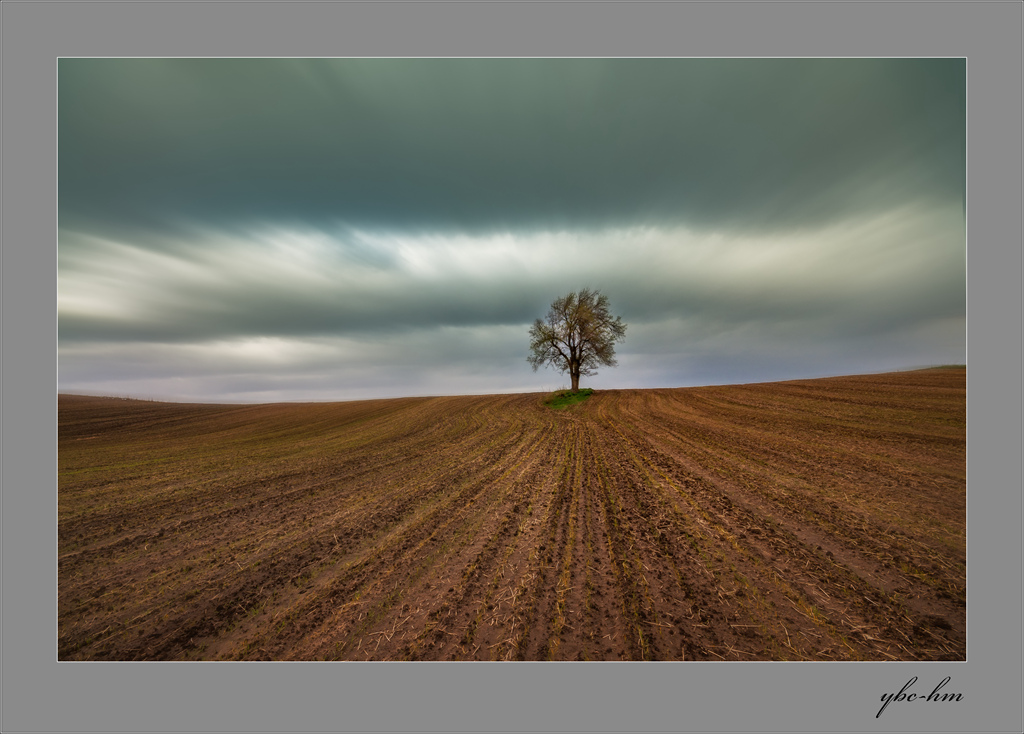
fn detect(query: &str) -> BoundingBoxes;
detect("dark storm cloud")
[59,58,964,236]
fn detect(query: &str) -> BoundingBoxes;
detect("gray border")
[3,1,1021,733]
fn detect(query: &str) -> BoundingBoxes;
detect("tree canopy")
[527,288,626,393]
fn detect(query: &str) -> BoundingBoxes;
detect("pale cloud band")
[59,205,964,402]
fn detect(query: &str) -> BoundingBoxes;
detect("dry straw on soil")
[58,368,965,661]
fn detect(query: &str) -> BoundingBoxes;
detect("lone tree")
[528,288,627,393]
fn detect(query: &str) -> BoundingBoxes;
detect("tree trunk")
[571,371,580,392]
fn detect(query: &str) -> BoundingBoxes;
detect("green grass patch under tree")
[543,388,594,409]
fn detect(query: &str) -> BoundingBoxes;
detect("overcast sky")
[58,58,965,403]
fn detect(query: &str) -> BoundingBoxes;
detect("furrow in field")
[325,411,556,661]
[58,370,965,661]
[594,382,964,660]
[60,396,535,658]
[617,385,963,565]
[588,397,771,659]
[193,400,548,660]
[627,387,966,618]
[625,431,874,655]
[216,398,553,660]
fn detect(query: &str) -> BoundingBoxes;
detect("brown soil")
[58,368,966,661]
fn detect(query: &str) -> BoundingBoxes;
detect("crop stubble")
[58,368,965,660]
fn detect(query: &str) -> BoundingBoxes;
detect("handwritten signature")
[877,676,963,718]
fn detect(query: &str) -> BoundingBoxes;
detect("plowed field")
[58,368,966,661]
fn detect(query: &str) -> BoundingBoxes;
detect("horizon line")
[56,364,967,407]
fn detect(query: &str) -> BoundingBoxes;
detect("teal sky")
[58,58,966,402]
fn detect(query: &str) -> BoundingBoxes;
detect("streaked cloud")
[58,59,965,402]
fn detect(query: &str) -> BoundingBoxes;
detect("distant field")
[58,368,966,661]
